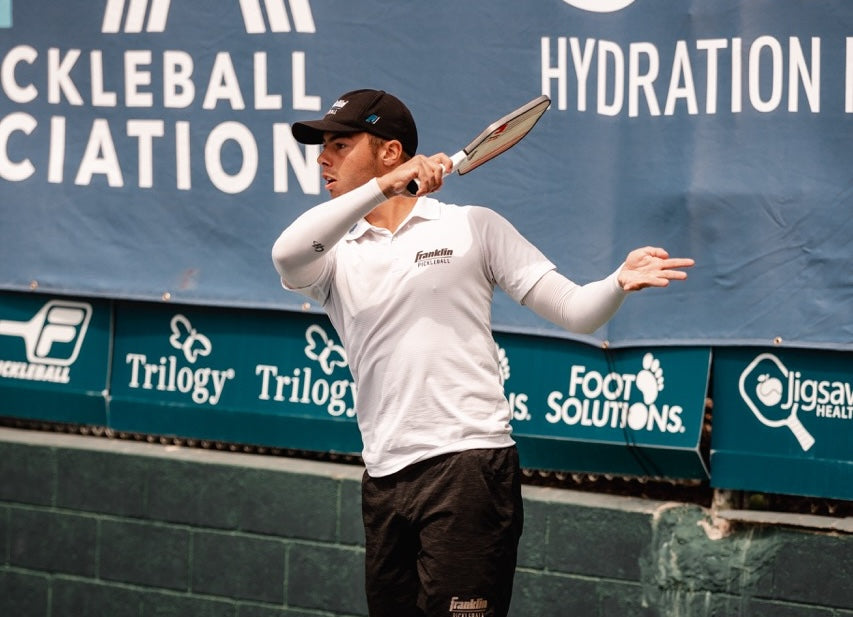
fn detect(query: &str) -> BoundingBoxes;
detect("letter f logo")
[0,0,12,28]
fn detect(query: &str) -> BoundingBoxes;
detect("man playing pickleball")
[272,88,693,617]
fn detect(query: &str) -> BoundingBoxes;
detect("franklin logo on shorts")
[414,247,453,268]
[449,596,488,617]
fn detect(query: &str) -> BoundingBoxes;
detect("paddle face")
[405,95,550,194]
[455,95,551,175]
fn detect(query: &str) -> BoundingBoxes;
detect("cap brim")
[291,119,362,145]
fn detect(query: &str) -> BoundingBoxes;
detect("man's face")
[317,132,384,198]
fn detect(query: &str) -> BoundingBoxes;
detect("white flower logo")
[304,324,347,375]
[169,314,211,364]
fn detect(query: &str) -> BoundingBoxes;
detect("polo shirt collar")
[344,197,442,240]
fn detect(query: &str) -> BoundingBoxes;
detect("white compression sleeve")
[521,268,628,334]
[272,179,387,288]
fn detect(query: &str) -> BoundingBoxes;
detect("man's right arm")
[271,179,387,288]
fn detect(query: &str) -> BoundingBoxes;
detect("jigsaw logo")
[545,353,685,433]
[0,300,92,383]
[100,0,315,34]
[739,353,853,452]
[124,314,235,405]
[255,323,356,417]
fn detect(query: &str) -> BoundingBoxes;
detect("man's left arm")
[521,246,694,334]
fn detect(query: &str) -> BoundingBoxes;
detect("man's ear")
[379,139,405,168]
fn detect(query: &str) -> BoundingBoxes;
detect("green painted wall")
[0,428,850,617]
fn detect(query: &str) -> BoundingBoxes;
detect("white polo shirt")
[290,196,555,477]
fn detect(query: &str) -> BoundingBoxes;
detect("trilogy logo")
[0,300,92,384]
[255,323,356,417]
[560,0,637,12]
[100,0,315,34]
[125,314,235,405]
[739,353,853,452]
[545,353,685,434]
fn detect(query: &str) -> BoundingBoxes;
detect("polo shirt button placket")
[389,232,407,275]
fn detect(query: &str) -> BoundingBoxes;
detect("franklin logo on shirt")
[414,247,454,268]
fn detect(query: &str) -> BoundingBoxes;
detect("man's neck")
[365,194,417,233]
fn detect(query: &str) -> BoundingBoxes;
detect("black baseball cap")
[291,89,418,156]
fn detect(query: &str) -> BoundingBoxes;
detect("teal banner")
[0,292,110,425]
[711,348,853,500]
[107,300,710,478]
[496,333,710,478]
[110,301,362,454]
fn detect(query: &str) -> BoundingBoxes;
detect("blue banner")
[1,0,851,349]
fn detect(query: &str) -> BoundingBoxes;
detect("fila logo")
[0,300,92,367]
[102,0,171,33]
[101,0,315,34]
[0,299,93,385]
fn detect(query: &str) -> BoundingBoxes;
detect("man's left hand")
[618,246,694,291]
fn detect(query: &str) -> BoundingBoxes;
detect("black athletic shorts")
[361,446,524,617]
